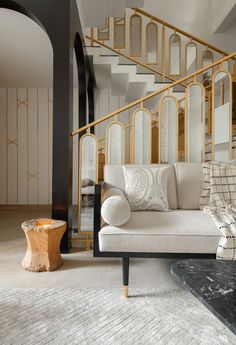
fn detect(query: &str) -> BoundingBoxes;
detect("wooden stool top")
[22,218,66,233]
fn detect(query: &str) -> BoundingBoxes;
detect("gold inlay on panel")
[3,88,52,206]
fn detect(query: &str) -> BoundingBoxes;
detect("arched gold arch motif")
[220,60,229,72]
[106,121,125,164]
[159,95,179,163]
[130,14,142,57]
[131,107,152,164]
[185,41,198,75]
[185,82,205,162]
[202,49,214,86]
[146,22,158,65]
[114,15,126,49]
[212,69,232,161]
[98,17,110,41]
[78,133,98,232]
[169,33,181,76]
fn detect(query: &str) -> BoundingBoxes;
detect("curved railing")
[86,7,235,84]
[86,35,186,86]
[74,17,236,248]
[134,8,233,58]
[72,53,235,243]
[72,52,235,137]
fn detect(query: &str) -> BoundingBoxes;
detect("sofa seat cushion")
[99,210,221,253]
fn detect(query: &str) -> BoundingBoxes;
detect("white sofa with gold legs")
[93,163,220,298]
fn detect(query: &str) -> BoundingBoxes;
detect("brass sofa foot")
[123,285,129,298]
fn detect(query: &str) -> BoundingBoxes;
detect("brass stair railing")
[134,8,233,59]
[72,52,235,137]
[74,4,236,248]
[72,52,235,249]
[87,35,213,104]
[86,35,187,88]
[87,7,236,84]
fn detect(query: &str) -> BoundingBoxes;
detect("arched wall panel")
[98,17,110,41]
[185,41,197,75]
[78,133,98,231]
[159,95,178,163]
[114,15,126,49]
[212,70,232,161]
[130,14,142,57]
[202,49,214,86]
[146,22,158,65]
[169,33,181,76]
[106,121,125,164]
[132,108,152,164]
[185,82,205,162]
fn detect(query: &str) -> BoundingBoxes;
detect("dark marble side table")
[171,259,236,335]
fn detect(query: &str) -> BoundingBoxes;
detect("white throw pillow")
[122,166,169,211]
[101,188,131,226]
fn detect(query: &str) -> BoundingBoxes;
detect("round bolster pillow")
[101,188,131,226]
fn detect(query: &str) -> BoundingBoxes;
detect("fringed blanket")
[201,161,236,260]
[204,206,236,260]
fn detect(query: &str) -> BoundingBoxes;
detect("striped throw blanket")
[200,161,236,260]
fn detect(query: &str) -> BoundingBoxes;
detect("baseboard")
[0,205,52,211]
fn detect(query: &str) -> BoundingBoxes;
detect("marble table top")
[171,259,236,335]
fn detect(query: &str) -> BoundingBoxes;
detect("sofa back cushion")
[104,164,178,209]
[175,163,203,209]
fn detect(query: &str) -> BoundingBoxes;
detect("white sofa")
[93,163,220,297]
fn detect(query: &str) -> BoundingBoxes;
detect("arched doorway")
[0,0,95,252]
[0,8,53,206]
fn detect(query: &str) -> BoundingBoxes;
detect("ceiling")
[0,0,236,87]
[77,0,145,27]
[0,9,53,87]
[143,0,236,52]
[0,1,144,87]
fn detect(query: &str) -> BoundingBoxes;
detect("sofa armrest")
[93,181,105,256]
[94,183,127,256]
[102,186,127,202]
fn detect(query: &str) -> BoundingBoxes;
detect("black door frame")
[0,0,95,252]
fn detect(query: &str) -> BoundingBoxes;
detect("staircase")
[84,7,232,101]
[71,6,236,249]
[87,45,175,103]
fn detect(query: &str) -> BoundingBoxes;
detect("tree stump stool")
[21,218,67,272]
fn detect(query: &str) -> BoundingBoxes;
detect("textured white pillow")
[101,188,131,226]
[123,166,169,211]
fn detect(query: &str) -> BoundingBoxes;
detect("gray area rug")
[0,288,235,345]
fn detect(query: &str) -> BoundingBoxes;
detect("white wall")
[211,0,236,33]
[143,0,236,52]
[77,0,144,27]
